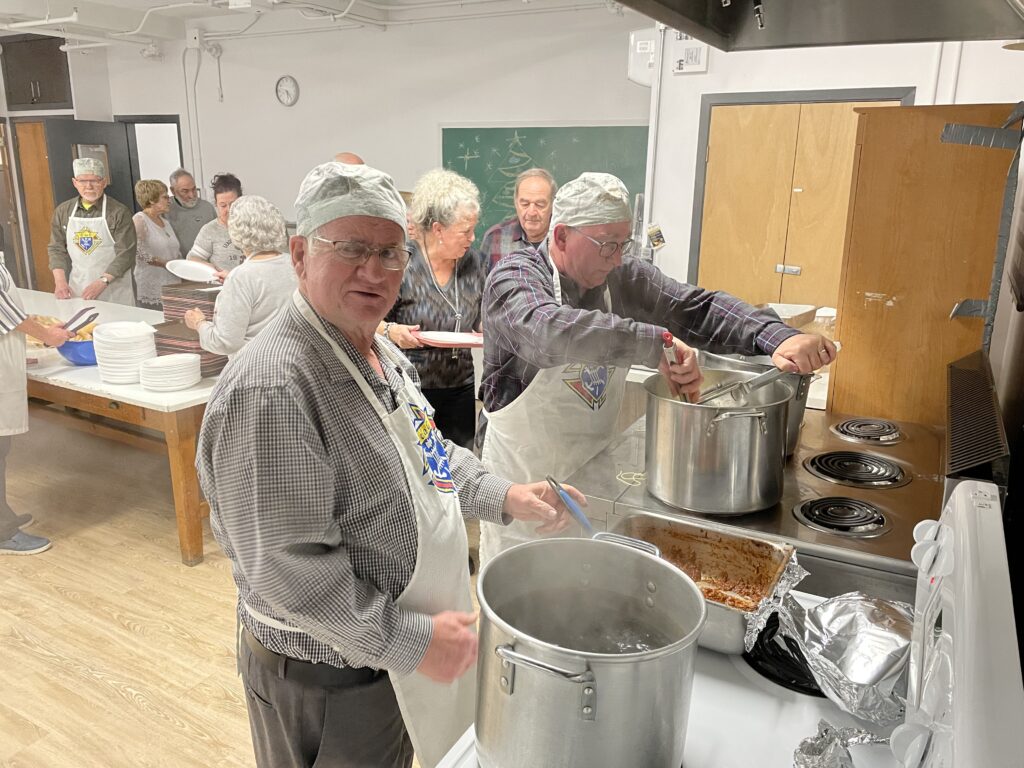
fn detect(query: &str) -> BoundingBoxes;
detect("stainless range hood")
[616,0,1024,51]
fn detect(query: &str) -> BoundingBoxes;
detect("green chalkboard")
[441,125,649,243]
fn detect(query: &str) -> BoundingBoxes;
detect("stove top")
[793,497,890,538]
[830,417,904,445]
[564,409,944,580]
[803,451,910,489]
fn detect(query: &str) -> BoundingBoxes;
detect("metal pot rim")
[643,371,795,409]
[477,538,708,663]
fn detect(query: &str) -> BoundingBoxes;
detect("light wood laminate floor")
[2,415,478,767]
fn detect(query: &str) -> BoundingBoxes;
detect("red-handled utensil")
[661,331,690,403]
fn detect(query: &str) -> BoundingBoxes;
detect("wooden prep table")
[21,291,217,565]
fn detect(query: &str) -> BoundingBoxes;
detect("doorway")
[690,88,916,311]
[115,115,183,209]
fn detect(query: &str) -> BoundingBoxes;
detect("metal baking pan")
[611,513,795,654]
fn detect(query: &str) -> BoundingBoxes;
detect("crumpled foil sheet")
[778,592,913,725]
[793,719,889,768]
[743,554,809,652]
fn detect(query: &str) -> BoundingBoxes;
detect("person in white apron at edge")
[0,254,72,554]
[476,172,839,565]
[46,157,137,306]
[196,161,581,768]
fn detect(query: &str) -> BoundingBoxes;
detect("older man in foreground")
[197,162,577,768]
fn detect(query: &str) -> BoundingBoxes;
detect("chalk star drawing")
[457,148,480,170]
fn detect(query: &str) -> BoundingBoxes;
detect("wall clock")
[275,75,299,107]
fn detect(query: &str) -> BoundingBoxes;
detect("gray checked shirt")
[197,296,512,674]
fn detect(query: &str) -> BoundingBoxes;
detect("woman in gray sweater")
[183,195,296,358]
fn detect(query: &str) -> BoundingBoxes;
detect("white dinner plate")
[166,259,219,282]
[412,331,484,349]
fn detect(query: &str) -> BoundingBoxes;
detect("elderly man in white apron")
[0,255,72,554]
[197,161,579,768]
[47,157,136,305]
[477,172,839,564]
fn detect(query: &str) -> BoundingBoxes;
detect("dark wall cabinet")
[1,35,73,111]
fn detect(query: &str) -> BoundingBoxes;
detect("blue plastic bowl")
[57,339,97,366]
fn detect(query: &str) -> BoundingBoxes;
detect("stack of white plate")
[140,353,202,392]
[92,321,157,384]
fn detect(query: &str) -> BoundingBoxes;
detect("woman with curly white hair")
[184,195,296,358]
[379,168,484,448]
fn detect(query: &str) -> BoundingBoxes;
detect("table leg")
[164,406,204,566]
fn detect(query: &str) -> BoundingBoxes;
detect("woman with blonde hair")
[132,179,180,310]
[380,168,484,448]
[184,195,296,358]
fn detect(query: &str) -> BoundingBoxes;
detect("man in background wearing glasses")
[47,157,136,304]
[476,171,837,563]
[197,161,578,768]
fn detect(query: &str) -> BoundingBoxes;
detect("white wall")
[104,10,652,219]
[647,38,1024,283]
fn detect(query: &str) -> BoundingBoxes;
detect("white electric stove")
[439,481,1023,768]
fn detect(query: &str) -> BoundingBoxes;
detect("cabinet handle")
[775,263,802,275]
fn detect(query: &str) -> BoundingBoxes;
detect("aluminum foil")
[778,592,913,725]
[793,719,889,768]
[743,554,809,652]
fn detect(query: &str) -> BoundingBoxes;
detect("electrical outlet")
[186,28,204,49]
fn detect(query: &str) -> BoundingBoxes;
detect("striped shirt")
[0,258,27,335]
[197,297,511,673]
[478,216,544,272]
[480,242,800,414]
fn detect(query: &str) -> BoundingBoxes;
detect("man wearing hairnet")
[196,162,579,768]
[477,172,837,562]
[47,157,136,304]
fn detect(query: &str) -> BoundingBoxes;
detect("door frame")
[114,114,183,210]
[688,87,917,284]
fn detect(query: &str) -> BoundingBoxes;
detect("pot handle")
[592,531,661,558]
[706,409,767,436]
[495,645,598,720]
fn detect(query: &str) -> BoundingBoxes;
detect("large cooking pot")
[476,537,706,768]
[644,370,792,514]
[698,350,812,457]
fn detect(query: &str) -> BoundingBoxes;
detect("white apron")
[0,259,28,436]
[246,292,475,767]
[479,254,628,564]
[66,196,134,306]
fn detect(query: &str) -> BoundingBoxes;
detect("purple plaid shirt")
[478,216,546,271]
[479,242,800,415]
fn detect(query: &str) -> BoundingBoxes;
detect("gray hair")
[227,195,287,256]
[410,169,480,232]
[168,168,194,188]
[514,168,557,199]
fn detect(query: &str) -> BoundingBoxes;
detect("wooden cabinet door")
[1,36,73,111]
[829,104,1015,426]
[780,101,896,309]
[697,103,799,306]
[14,122,56,293]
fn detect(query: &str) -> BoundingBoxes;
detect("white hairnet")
[294,161,407,238]
[73,157,106,178]
[550,172,631,231]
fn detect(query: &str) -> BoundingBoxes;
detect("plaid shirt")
[478,216,545,271]
[197,297,511,674]
[480,242,800,414]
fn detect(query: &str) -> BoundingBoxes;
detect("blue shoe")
[0,530,51,555]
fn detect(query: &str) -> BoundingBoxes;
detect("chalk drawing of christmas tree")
[486,131,534,216]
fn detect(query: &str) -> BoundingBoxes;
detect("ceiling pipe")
[60,41,111,51]
[0,23,151,47]
[7,8,80,28]
[112,1,206,37]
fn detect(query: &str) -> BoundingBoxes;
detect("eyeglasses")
[567,226,634,261]
[74,178,105,187]
[312,237,412,271]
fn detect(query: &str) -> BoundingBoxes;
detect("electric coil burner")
[830,418,904,445]
[803,451,910,489]
[792,497,891,538]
